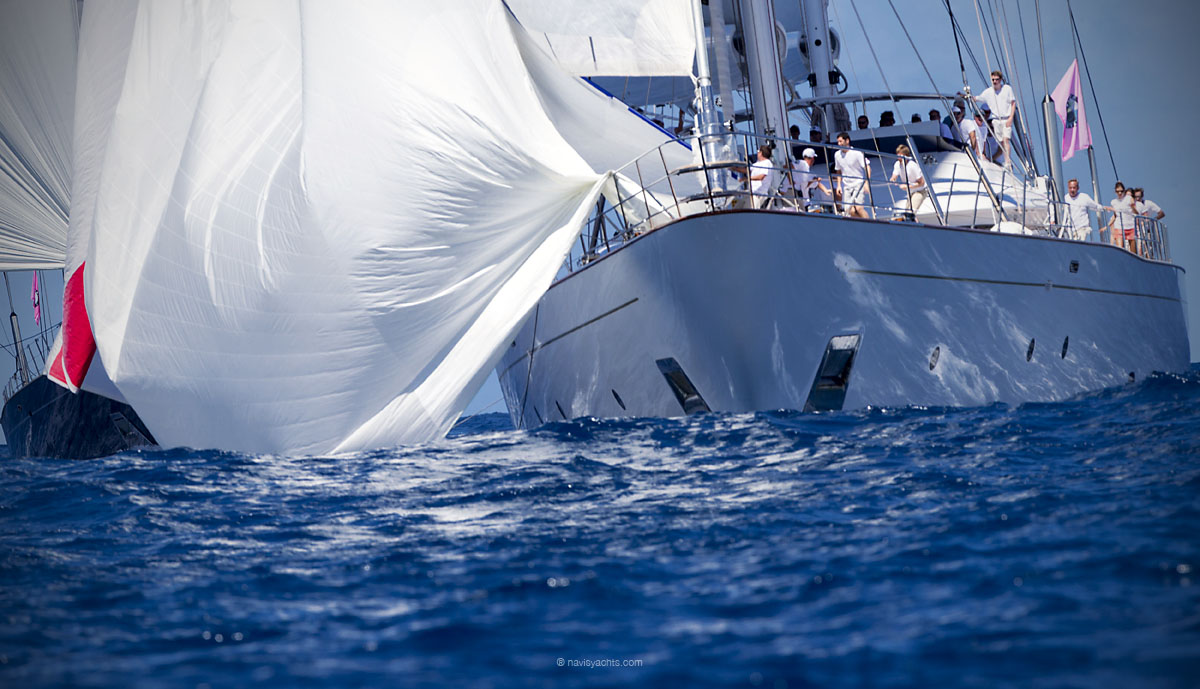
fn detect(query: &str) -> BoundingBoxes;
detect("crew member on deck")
[1108,181,1138,253]
[1065,178,1107,242]
[834,132,871,219]
[890,144,926,219]
[748,144,777,209]
[975,70,1018,169]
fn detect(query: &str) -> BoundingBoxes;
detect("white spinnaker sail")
[67,0,685,454]
[0,0,78,270]
[505,0,695,77]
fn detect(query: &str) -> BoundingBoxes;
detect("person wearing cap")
[974,110,1001,163]
[890,143,926,218]
[946,104,976,151]
[975,70,1017,168]
[796,148,832,210]
[929,108,941,123]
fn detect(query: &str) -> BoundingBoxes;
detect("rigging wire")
[1067,0,1118,182]
[943,0,968,86]
[996,0,1040,175]
[827,0,887,164]
[1014,0,1047,172]
[972,0,993,76]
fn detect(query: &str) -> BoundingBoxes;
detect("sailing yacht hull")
[1,375,156,459]
[497,211,1190,428]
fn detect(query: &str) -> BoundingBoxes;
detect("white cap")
[802,148,817,158]
[953,104,963,114]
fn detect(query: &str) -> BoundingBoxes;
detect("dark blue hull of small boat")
[1,375,156,459]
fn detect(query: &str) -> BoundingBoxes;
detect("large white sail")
[0,0,78,270]
[505,0,696,77]
[64,0,685,454]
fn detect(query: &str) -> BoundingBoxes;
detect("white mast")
[799,0,836,139]
[738,0,789,145]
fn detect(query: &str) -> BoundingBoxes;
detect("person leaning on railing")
[1065,178,1109,242]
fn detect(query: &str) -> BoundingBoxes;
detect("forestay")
[60,0,686,455]
[505,0,695,77]
[0,0,78,270]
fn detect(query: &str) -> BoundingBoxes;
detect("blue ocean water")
[2,370,1198,689]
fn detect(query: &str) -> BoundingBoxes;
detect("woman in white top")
[889,144,926,217]
[1108,181,1138,253]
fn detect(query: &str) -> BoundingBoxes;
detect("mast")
[706,0,737,131]
[738,0,788,144]
[1034,0,1061,200]
[799,0,835,139]
[691,0,729,190]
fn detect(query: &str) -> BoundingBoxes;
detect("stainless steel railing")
[562,132,1171,273]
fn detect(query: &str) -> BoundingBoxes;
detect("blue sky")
[465,0,1200,416]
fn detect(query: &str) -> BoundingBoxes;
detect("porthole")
[1069,260,1079,273]
[1061,336,1069,359]
[928,346,940,371]
[1026,338,1036,362]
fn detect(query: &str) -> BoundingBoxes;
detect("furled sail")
[0,0,78,270]
[505,0,696,77]
[62,0,686,455]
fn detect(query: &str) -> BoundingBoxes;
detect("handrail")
[562,132,1172,273]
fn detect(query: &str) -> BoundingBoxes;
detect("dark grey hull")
[1,375,156,459]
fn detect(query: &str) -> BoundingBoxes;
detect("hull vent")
[804,334,862,412]
[655,358,711,415]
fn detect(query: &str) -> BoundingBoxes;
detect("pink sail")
[1051,59,1092,161]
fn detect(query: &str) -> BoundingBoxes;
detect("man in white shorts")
[834,132,871,219]
[977,70,1017,168]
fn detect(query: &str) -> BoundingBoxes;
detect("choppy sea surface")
[2,369,1199,688]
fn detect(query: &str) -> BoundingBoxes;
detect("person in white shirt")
[834,132,871,219]
[976,70,1017,168]
[1107,181,1138,253]
[1131,187,1164,255]
[950,103,979,152]
[974,112,1002,163]
[796,148,832,210]
[1133,188,1164,220]
[889,143,926,217]
[1064,178,1106,241]
[748,144,777,208]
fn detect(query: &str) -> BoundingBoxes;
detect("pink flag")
[1051,59,1092,161]
[31,271,41,325]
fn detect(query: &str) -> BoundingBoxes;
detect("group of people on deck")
[740,68,1165,243]
[1066,178,1165,255]
[936,70,1015,168]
